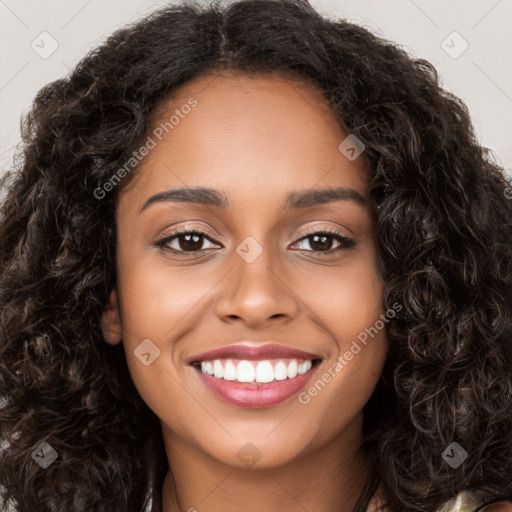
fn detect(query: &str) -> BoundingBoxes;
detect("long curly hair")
[1,1,511,511]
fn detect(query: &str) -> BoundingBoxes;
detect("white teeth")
[237,360,255,382]
[213,360,224,378]
[287,360,298,379]
[255,361,275,383]
[297,360,312,375]
[198,358,316,383]
[223,360,237,380]
[274,361,288,381]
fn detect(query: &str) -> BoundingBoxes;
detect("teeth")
[287,360,298,379]
[223,360,237,380]
[255,361,274,383]
[274,361,288,381]
[213,360,224,378]
[203,361,214,376]
[237,360,255,382]
[198,358,315,383]
[297,360,312,375]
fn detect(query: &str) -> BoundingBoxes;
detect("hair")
[1,0,511,511]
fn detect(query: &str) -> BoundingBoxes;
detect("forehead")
[119,71,369,208]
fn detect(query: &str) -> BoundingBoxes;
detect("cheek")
[119,257,214,342]
[116,258,212,410]
[294,250,387,438]
[304,247,385,344]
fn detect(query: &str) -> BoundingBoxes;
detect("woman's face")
[102,72,388,469]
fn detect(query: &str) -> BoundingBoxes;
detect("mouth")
[192,357,321,382]
[188,343,322,408]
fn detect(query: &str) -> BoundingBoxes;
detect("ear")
[101,288,122,345]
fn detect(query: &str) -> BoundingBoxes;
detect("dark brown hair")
[1,1,511,511]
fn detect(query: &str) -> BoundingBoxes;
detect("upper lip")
[188,343,321,363]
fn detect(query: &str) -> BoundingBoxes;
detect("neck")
[161,415,373,512]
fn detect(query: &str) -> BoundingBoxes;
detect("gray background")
[1,0,511,176]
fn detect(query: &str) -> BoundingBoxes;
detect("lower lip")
[193,364,319,408]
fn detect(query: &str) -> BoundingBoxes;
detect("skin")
[479,505,512,512]
[102,71,389,512]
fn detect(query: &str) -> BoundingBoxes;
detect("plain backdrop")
[1,0,511,177]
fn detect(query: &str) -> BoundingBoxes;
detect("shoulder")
[435,491,512,512]
[474,501,512,512]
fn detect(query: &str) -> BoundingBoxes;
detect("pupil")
[180,234,202,251]
[310,234,331,251]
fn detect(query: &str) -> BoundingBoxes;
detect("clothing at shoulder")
[143,491,512,512]
[474,502,512,512]
[436,490,512,512]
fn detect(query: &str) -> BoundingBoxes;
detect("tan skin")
[101,71,391,512]
[479,505,512,512]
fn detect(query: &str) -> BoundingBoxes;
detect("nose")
[215,240,299,328]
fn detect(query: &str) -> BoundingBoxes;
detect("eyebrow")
[139,185,365,213]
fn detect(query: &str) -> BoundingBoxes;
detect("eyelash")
[154,225,357,256]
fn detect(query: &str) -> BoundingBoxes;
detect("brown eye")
[291,230,357,254]
[155,229,221,253]
[173,233,206,252]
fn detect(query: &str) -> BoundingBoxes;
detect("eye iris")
[309,234,333,251]
[179,233,203,251]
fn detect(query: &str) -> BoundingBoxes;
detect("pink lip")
[188,343,321,408]
[188,343,319,363]
[193,363,320,408]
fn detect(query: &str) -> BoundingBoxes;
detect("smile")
[189,342,322,408]
[196,358,315,383]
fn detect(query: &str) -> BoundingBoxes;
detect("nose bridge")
[215,233,298,324]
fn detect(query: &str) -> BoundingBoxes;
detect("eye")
[154,226,357,256]
[154,227,221,253]
[290,227,357,254]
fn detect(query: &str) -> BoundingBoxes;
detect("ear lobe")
[101,288,122,345]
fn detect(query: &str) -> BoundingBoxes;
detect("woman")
[0,1,511,511]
